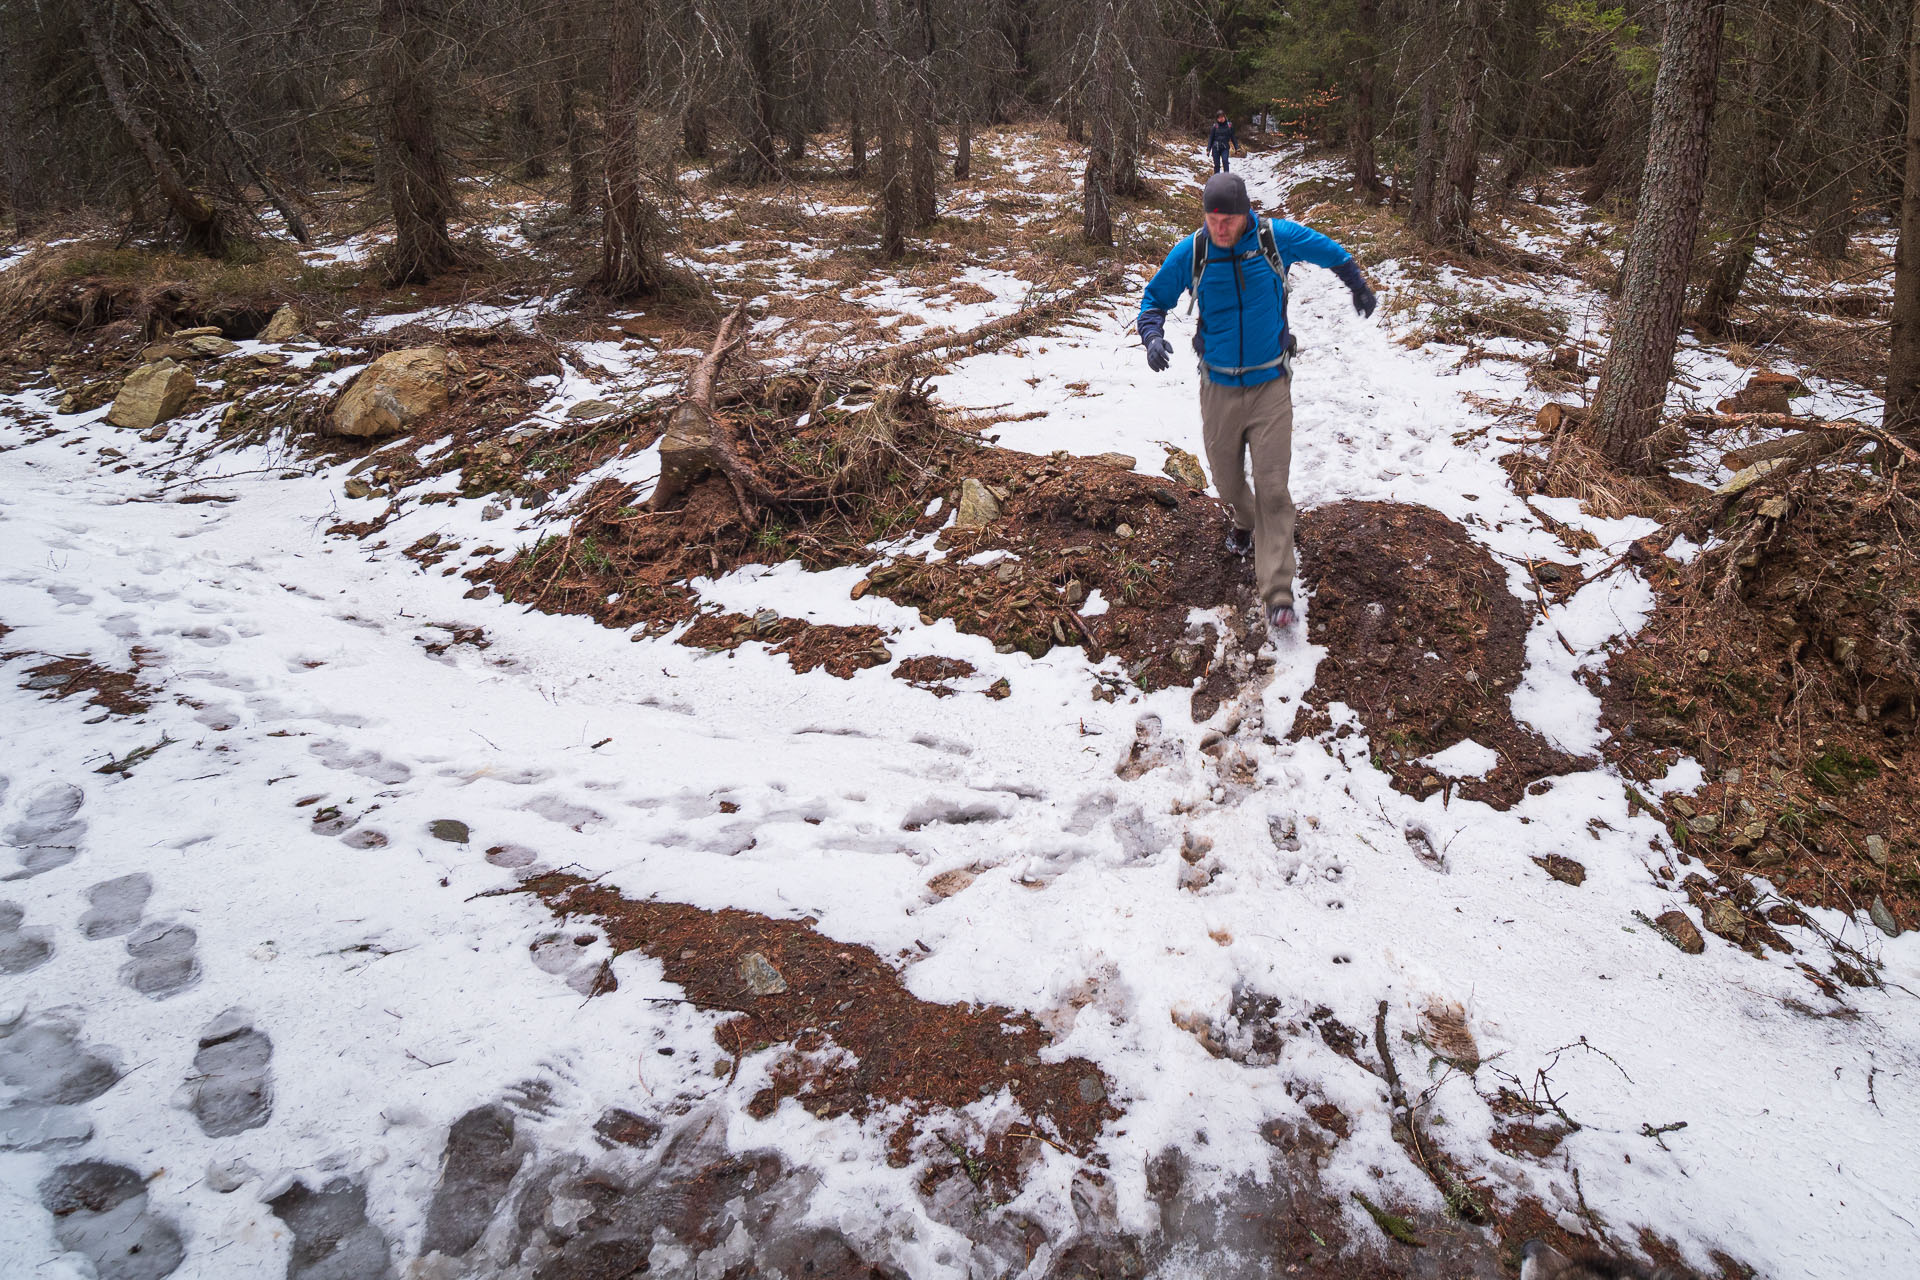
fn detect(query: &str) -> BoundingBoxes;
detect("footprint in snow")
[268,1177,395,1280]
[0,1012,117,1153]
[78,873,151,939]
[119,921,202,999]
[419,1104,526,1261]
[37,1161,184,1280]
[2,781,86,880]
[0,900,54,974]
[184,1008,273,1137]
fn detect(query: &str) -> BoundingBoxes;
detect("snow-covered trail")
[2,147,1918,1279]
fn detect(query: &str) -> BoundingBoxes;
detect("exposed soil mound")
[1291,501,1592,808]
[1600,463,1918,940]
[480,380,1263,701]
[519,873,1115,1189]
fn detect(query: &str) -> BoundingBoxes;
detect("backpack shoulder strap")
[1185,228,1208,316]
[1256,216,1284,276]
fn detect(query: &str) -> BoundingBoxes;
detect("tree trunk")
[561,80,591,217]
[1588,0,1727,473]
[1082,9,1115,247]
[1888,0,1920,440]
[908,61,937,227]
[873,0,906,259]
[1695,28,1779,336]
[1430,0,1490,247]
[507,85,549,180]
[849,81,867,177]
[954,109,971,179]
[1,27,45,236]
[597,0,664,297]
[739,15,780,181]
[77,0,227,254]
[1408,75,1438,227]
[376,0,459,282]
[682,108,709,160]
[1348,0,1383,201]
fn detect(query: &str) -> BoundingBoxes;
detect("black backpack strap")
[1186,228,1208,317]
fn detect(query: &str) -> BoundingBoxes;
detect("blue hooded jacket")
[1138,218,1355,387]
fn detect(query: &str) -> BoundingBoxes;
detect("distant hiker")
[1135,171,1378,634]
[1207,112,1237,173]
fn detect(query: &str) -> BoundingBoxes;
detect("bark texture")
[1889,0,1920,440]
[1589,0,1728,472]
[376,0,459,282]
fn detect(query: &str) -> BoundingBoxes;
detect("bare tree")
[1889,0,1920,440]
[598,0,667,296]
[1348,0,1384,201]
[376,0,461,282]
[1429,0,1493,247]
[1588,0,1728,471]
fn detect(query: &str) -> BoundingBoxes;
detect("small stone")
[1870,896,1901,937]
[955,478,1002,529]
[1534,563,1564,583]
[985,678,1011,700]
[1653,910,1705,955]
[1115,523,1135,539]
[1669,797,1695,818]
[1722,767,1743,785]
[1532,854,1587,886]
[173,325,222,337]
[1077,1075,1106,1104]
[206,1158,255,1193]
[1864,835,1889,868]
[1691,814,1720,835]
[429,819,470,844]
[1756,495,1790,520]
[1087,452,1136,470]
[1063,580,1086,606]
[187,335,238,357]
[1162,447,1207,490]
[750,609,782,636]
[565,398,619,421]
[994,561,1019,583]
[481,503,505,521]
[738,951,788,996]
[343,477,376,500]
[1703,899,1747,942]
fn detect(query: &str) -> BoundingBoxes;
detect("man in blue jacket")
[1137,172,1377,631]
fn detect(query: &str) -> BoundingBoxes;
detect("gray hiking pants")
[1199,374,1295,609]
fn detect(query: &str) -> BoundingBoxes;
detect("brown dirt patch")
[1599,463,1919,943]
[518,873,1117,1190]
[1291,501,1592,808]
[13,652,152,716]
[676,612,892,679]
[892,655,978,696]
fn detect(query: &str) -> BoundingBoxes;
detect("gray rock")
[430,819,470,844]
[1870,896,1901,938]
[1703,899,1747,942]
[269,1177,396,1280]
[1086,452,1137,470]
[187,334,238,358]
[420,1104,525,1259]
[1078,1075,1107,1104]
[1864,835,1889,868]
[954,478,1001,529]
[188,1009,273,1137]
[739,951,788,996]
[39,1161,185,1280]
[121,922,201,1000]
[329,346,457,439]
[80,873,152,940]
[565,398,619,421]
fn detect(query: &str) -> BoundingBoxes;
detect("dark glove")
[1138,312,1173,372]
[1333,259,1377,319]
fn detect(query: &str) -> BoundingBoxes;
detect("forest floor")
[1,124,1916,1280]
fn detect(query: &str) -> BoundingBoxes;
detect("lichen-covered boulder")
[329,346,458,439]
[106,360,196,430]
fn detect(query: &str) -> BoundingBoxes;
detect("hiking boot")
[1267,602,1298,631]
[1224,526,1253,558]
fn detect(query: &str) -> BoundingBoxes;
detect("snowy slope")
[3,146,1918,1279]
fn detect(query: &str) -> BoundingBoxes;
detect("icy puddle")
[3,151,1920,1279]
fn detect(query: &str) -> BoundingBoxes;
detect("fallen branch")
[844,269,1120,376]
